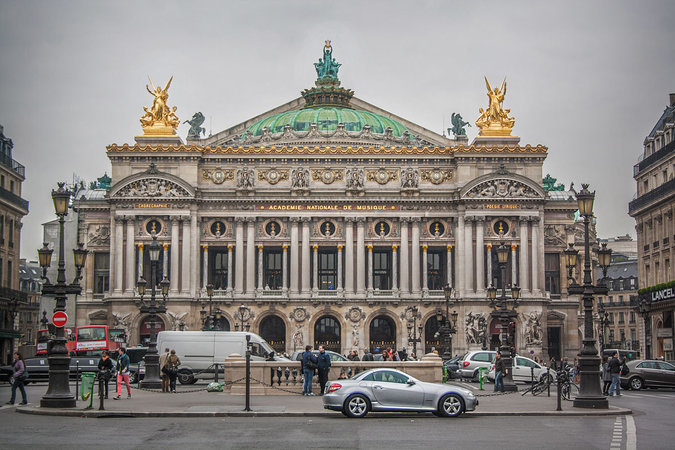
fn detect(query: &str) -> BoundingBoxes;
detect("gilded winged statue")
[140,76,180,132]
[475,77,515,132]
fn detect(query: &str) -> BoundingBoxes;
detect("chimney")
[670,93,675,107]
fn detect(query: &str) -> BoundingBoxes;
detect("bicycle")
[521,374,551,396]
[558,367,579,401]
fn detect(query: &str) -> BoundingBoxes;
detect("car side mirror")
[407,379,415,385]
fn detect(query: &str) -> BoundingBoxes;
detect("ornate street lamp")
[234,304,250,331]
[571,184,610,409]
[487,241,519,392]
[635,299,651,359]
[597,243,612,287]
[564,243,579,287]
[40,183,88,408]
[138,235,168,389]
[405,305,421,357]
[202,283,215,331]
[435,285,458,361]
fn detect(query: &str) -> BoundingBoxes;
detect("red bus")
[67,325,121,356]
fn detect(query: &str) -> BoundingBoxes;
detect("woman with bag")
[166,349,181,393]
[6,352,28,405]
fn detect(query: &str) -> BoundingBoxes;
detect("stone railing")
[222,353,444,395]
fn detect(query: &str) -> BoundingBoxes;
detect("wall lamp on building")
[38,182,88,408]
[136,235,169,389]
[566,183,612,409]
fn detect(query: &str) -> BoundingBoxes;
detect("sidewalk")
[14,382,632,418]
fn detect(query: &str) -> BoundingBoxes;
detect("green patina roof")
[244,107,410,138]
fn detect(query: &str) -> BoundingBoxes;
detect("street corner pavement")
[13,383,632,418]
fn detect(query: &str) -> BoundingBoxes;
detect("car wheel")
[438,393,464,417]
[177,369,195,385]
[129,372,138,384]
[629,377,643,391]
[344,394,370,418]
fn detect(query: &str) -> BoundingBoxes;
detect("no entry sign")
[52,311,68,327]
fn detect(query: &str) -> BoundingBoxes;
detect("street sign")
[52,311,68,327]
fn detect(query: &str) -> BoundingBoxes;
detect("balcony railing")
[629,178,675,214]
[0,286,28,303]
[0,186,29,211]
[0,153,25,178]
[633,139,674,177]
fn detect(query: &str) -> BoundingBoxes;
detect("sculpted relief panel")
[116,178,190,198]
[465,178,539,199]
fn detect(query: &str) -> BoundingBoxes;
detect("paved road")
[0,382,672,449]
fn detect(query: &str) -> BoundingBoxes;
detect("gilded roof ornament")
[475,77,516,137]
[140,76,180,135]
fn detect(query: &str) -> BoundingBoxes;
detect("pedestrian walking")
[301,345,318,396]
[6,352,27,405]
[494,351,505,393]
[317,345,331,395]
[113,347,132,400]
[166,349,181,393]
[159,348,170,393]
[362,348,374,361]
[608,351,622,396]
[97,350,114,399]
[601,355,612,396]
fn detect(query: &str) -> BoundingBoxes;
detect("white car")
[487,355,556,383]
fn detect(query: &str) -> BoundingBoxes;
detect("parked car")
[323,368,478,418]
[487,355,556,383]
[444,355,462,379]
[458,350,496,380]
[0,356,103,382]
[290,350,348,363]
[620,360,675,390]
[602,349,640,362]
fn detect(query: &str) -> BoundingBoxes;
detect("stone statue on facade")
[345,167,365,190]
[523,312,543,345]
[184,112,206,138]
[167,311,189,331]
[400,167,420,189]
[291,167,310,189]
[314,40,341,80]
[112,312,132,339]
[236,167,255,189]
[465,312,486,345]
[449,112,471,137]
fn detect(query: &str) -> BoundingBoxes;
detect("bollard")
[547,368,551,397]
[530,367,534,385]
[214,363,219,383]
[478,368,486,390]
[556,373,562,411]
[75,361,80,400]
[244,334,251,412]
[98,376,105,411]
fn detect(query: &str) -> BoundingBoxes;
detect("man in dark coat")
[301,345,318,396]
[494,351,505,393]
[362,348,374,361]
[316,345,332,395]
[608,352,623,396]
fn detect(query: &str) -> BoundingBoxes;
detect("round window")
[210,221,226,236]
[265,221,281,237]
[429,221,445,236]
[146,219,162,235]
[374,221,391,237]
[493,220,509,236]
[320,221,336,237]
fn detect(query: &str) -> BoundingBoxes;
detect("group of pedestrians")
[159,347,181,393]
[602,351,625,397]
[301,345,332,396]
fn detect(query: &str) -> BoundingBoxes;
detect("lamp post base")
[41,341,76,408]
[572,396,609,409]
[140,352,162,389]
[573,353,608,409]
[40,396,77,408]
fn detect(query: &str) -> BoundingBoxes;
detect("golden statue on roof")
[140,76,180,135]
[476,77,516,137]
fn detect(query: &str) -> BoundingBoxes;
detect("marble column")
[411,219,420,294]
[456,215,464,296]
[486,244,493,288]
[538,216,545,295]
[531,217,540,294]
[114,217,124,293]
[190,214,199,297]
[227,244,233,293]
[202,244,209,290]
[246,219,256,294]
[257,244,264,292]
[162,244,168,279]
[337,244,343,293]
[109,214,117,294]
[356,219,366,294]
[399,219,409,294]
[301,218,311,294]
[170,218,179,293]
[181,217,191,295]
[125,218,135,293]
[235,218,244,294]
[464,217,473,294]
[511,244,518,286]
[391,244,398,293]
[519,218,529,294]
[421,244,428,294]
[137,243,144,282]
[290,219,299,294]
[282,244,288,293]
[446,244,453,288]
[366,244,373,294]
[344,219,354,294]
[312,244,319,292]
[475,218,484,294]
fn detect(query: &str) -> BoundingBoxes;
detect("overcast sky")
[1,1,673,261]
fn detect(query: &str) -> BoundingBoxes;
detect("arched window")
[139,316,166,346]
[369,315,396,352]
[260,315,286,353]
[424,316,441,354]
[314,316,341,353]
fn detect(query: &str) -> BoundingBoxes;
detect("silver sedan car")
[322,368,478,418]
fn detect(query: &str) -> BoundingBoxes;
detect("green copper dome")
[244,107,410,137]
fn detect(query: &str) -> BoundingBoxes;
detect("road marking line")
[610,417,623,450]
[625,415,636,450]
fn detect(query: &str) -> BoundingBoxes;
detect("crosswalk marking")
[610,417,623,450]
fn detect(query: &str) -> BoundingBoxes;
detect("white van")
[156,331,282,384]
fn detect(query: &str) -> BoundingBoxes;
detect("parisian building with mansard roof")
[72,42,588,361]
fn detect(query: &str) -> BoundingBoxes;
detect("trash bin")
[442,365,448,383]
[80,372,97,408]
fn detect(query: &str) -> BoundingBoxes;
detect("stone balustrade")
[223,353,444,395]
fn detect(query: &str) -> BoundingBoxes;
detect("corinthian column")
[400,219,409,294]
[282,244,288,293]
[170,218,179,293]
[421,244,428,295]
[356,218,366,294]
[125,218,135,293]
[367,244,373,295]
[456,215,464,296]
[519,218,529,294]
[344,219,354,294]
[235,218,244,294]
[162,243,169,279]
[392,244,398,294]
[202,244,209,290]
[246,218,256,294]
[257,244,264,292]
[411,218,420,294]
[227,244,233,293]
[290,218,299,294]
[511,244,518,286]
[487,244,493,288]
[312,244,319,293]
[464,217,473,294]
[181,217,191,295]
[446,244,453,288]
[531,217,540,295]
[337,244,343,293]
[301,218,311,294]
[114,217,124,293]
[137,243,144,283]
[475,218,484,294]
